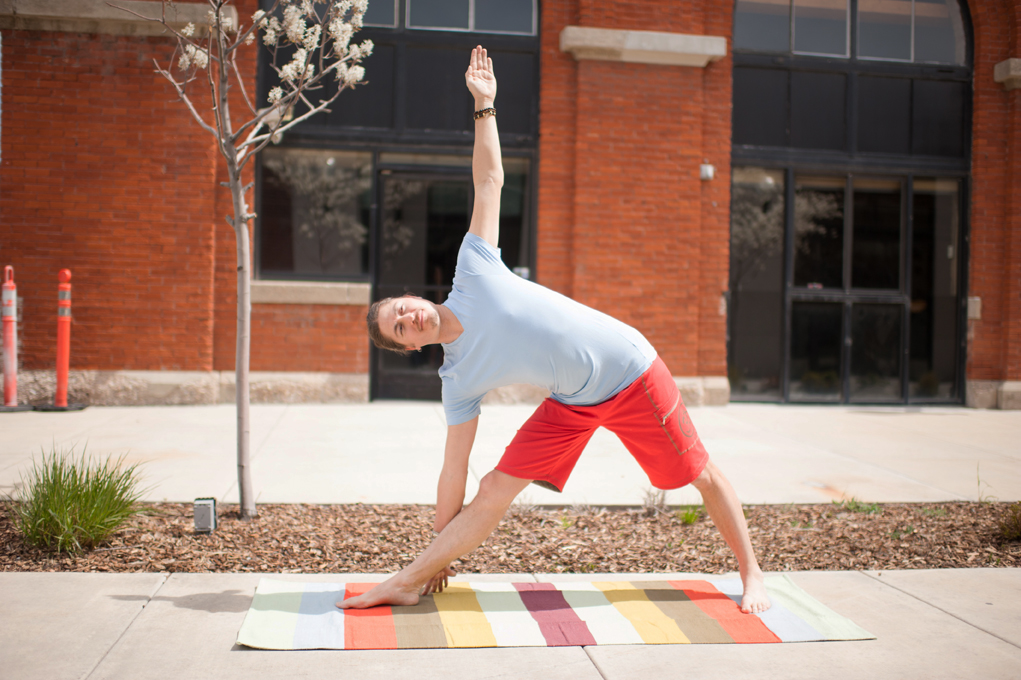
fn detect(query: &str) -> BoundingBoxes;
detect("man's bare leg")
[690,459,771,614]
[337,470,531,609]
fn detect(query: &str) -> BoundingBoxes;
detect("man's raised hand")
[465,45,497,105]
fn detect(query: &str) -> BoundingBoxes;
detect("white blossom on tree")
[112,0,372,520]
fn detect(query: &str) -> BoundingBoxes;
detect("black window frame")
[253,0,541,285]
[729,0,973,405]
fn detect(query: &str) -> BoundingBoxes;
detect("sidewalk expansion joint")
[861,571,1021,651]
[583,646,611,680]
[80,572,170,680]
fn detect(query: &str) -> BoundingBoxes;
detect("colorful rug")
[236,576,874,650]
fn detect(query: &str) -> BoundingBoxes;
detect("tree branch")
[153,59,219,137]
[230,50,257,117]
[106,2,223,65]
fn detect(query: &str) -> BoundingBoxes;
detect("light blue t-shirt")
[439,233,657,426]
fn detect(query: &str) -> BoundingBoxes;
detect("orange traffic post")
[2,267,15,405]
[2,266,32,413]
[37,268,85,412]
[54,269,72,407]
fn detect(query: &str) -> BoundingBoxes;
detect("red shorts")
[495,357,709,492]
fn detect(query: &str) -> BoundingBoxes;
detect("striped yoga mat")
[236,576,874,650]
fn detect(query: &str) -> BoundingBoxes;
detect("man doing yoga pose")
[340,46,770,614]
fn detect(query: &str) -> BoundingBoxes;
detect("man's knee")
[689,458,716,492]
[475,470,530,510]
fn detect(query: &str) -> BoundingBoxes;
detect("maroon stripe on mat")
[513,583,597,646]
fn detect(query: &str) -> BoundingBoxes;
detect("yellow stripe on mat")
[594,582,691,644]
[433,583,498,648]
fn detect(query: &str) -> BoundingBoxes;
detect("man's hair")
[367,296,411,355]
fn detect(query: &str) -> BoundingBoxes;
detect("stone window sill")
[560,26,726,68]
[0,1,232,36]
[251,281,371,306]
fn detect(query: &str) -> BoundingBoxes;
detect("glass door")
[729,168,963,404]
[372,170,473,400]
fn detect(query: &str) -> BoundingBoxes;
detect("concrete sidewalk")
[1,402,1020,679]
[1,402,1019,506]
[1,569,1019,680]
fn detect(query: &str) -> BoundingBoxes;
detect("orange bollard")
[3,267,18,406]
[36,269,85,412]
[55,269,72,408]
[2,266,32,413]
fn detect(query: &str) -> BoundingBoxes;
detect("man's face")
[378,295,441,350]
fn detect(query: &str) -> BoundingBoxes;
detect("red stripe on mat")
[343,583,398,649]
[669,580,780,643]
[514,583,597,646]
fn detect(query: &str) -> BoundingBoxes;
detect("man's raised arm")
[465,46,503,249]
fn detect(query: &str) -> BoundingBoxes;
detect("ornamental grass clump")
[10,447,147,554]
[998,502,1021,543]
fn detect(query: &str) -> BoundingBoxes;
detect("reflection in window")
[364,0,397,27]
[852,177,902,290]
[910,178,959,399]
[729,168,785,400]
[850,304,903,401]
[915,0,966,64]
[794,175,844,288]
[734,0,790,52]
[794,0,848,56]
[790,302,843,401]
[259,149,372,278]
[409,0,469,30]
[407,0,535,34]
[858,0,911,61]
[736,0,966,65]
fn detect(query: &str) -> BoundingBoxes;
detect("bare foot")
[336,576,421,610]
[741,570,771,614]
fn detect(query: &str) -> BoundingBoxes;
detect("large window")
[735,0,966,63]
[260,149,372,279]
[729,170,964,403]
[728,0,970,404]
[256,0,540,283]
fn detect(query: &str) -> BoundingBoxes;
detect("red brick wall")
[967,0,1020,381]
[249,304,369,372]
[211,0,369,375]
[0,29,218,371]
[697,1,735,377]
[0,5,370,376]
[536,0,578,299]
[1003,1,1021,381]
[4,0,1020,387]
[537,0,733,376]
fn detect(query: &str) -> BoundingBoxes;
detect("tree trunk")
[228,160,256,521]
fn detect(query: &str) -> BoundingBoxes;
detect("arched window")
[727,0,971,405]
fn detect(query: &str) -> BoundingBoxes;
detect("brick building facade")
[1,0,1019,408]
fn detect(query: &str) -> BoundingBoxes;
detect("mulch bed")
[2,501,1019,574]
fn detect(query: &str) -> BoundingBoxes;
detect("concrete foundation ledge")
[674,376,731,406]
[8,370,368,406]
[967,380,1004,409]
[998,381,1021,410]
[0,0,230,37]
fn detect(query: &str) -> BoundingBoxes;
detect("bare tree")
[113,0,373,519]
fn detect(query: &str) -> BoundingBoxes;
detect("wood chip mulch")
[2,501,1018,574]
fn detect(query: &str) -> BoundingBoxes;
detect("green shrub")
[834,497,882,515]
[676,505,702,525]
[9,446,147,554]
[998,502,1021,543]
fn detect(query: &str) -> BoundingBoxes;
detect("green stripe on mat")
[767,575,875,641]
